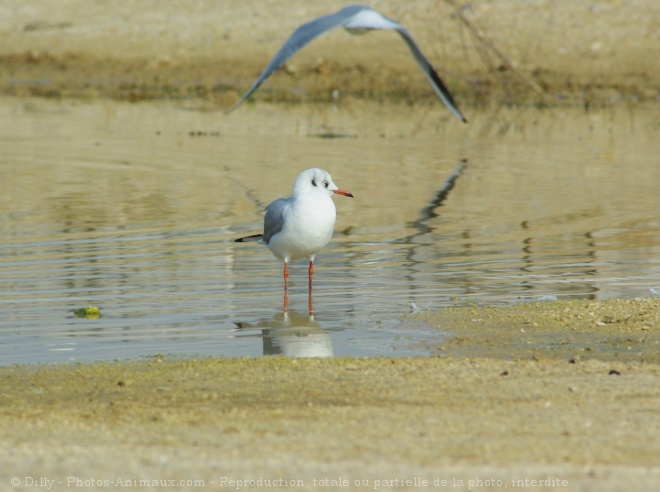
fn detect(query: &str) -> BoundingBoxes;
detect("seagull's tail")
[234,234,264,243]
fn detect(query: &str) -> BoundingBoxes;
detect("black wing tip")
[234,234,263,243]
[225,96,248,114]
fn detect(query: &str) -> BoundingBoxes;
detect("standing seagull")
[235,168,353,313]
[227,4,467,122]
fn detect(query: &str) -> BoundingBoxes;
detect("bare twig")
[444,0,545,95]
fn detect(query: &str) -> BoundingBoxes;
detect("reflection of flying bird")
[227,4,467,122]
[234,168,353,313]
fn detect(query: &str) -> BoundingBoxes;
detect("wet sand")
[424,298,660,363]
[1,0,658,106]
[1,1,659,490]
[1,300,659,490]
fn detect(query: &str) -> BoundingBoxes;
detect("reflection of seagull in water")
[264,311,334,358]
[227,4,467,123]
[235,311,333,358]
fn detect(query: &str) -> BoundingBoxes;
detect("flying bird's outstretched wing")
[395,27,466,123]
[227,5,365,113]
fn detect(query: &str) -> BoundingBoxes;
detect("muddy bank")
[1,356,660,490]
[1,0,658,106]
[423,298,660,362]
[1,299,659,490]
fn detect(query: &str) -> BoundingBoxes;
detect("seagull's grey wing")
[227,5,366,113]
[262,198,289,244]
[395,27,467,123]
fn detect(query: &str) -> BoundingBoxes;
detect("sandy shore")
[0,0,658,105]
[1,355,660,490]
[1,1,659,489]
[1,299,659,490]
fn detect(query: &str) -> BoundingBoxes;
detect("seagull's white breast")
[267,191,337,262]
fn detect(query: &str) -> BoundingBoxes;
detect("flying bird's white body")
[343,9,398,33]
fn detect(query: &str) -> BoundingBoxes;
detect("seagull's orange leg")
[308,260,314,314]
[283,261,289,313]
[308,260,314,290]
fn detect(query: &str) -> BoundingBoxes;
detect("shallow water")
[0,97,658,364]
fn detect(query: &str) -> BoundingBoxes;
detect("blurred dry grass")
[0,1,657,106]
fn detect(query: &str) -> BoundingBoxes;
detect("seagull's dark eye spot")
[323,181,329,188]
[311,178,317,187]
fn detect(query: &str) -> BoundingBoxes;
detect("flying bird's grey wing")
[227,5,366,113]
[262,198,289,244]
[395,27,467,123]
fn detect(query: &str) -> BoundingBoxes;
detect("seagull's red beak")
[333,188,354,198]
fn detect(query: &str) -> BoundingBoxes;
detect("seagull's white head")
[291,168,353,198]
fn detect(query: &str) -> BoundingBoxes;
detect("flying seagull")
[227,4,467,122]
[235,168,353,312]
